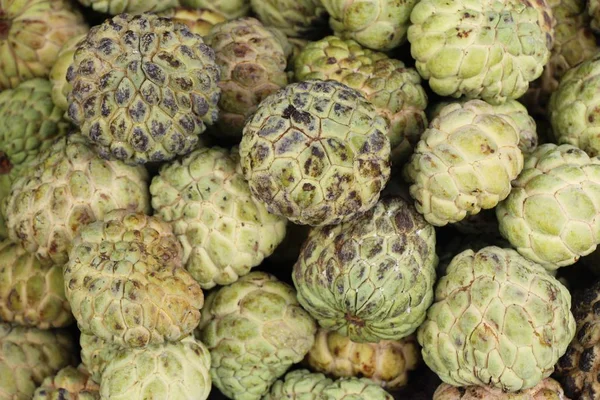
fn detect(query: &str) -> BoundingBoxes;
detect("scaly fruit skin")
[321,0,418,51]
[263,369,333,400]
[320,377,394,399]
[0,323,76,400]
[0,240,72,329]
[33,365,100,400]
[250,0,327,38]
[65,211,203,348]
[433,378,570,400]
[76,0,178,14]
[99,336,212,400]
[205,18,289,138]
[159,7,227,36]
[294,36,428,164]
[50,34,87,112]
[555,281,600,400]
[408,0,552,104]
[293,196,437,342]
[197,272,316,400]
[418,246,575,392]
[549,52,600,156]
[240,80,391,226]
[180,0,250,20]
[79,334,120,384]
[589,0,600,31]
[0,0,88,90]
[3,134,150,266]
[306,329,420,389]
[67,13,221,165]
[150,146,287,289]
[497,143,600,269]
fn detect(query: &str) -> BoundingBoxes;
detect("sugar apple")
[497,143,600,269]
[3,134,150,266]
[320,377,394,399]
[403,100,525,227]
[76,0,178,14]
[50,34,87,112]
[321,0,418,51]
[79,333,121,384]
[67,13,221,165]
[99,335,211,400]
[433,378,570,399]
[65,211,203,348]
[0,323,76,400]
[205,18,289,138]
[293,36,428,164]
[239,80,391,226]
[293,196,437,342]
[408,0,553,104]
[180,0,250,20]
[33,365,100,400]
[159,7,227,36]
[306,329,420,390]
[197,271,316,400]
[436,233,510,275]
[588,0,600,31]
[263,369,333,400]
[0,240,72,329]
[418,246,575,392]
[150,146,287,289]
[250,0,328,39]
[0,0,88,90]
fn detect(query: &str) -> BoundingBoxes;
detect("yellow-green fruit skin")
[79,334,120,384]
[250,0,327,38]
[33,365,100,400]
[180,0,250,20]
[158,8,227,36]
[432,378,570,400]
[50,34,87,112]
[76,0,178,14]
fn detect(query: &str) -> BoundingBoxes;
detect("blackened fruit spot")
[0,18,10,40]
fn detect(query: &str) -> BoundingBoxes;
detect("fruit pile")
[2,0,600,399]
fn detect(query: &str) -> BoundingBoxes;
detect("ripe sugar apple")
[403,100,525,227]
[320,377,394,399]
[418,246,575,392]
[263,369,333,400]
[250,0,328,39]
[50,34,87,112]
[3,134,150,266]
[159,7,227,36]
[239,80,391,226]
[321,0,418,51]
[497,143,600,268]
[33,365,100,400]
[99,335,211,400]
[67,13,221,165]
[79,333,121,384]
[180,0,250,20]
[197,271,316,400]
[64,211,203,348]
[0,0,88,90]
[433,378,570,399]
[76,0,178,14]
[150,146,287,289]
[205,18,289,138]
[306,329,420,390]
[294,36,428,164]
[0,240,72,329]
[408,0,553,104]
[0,323,76,399]
[293,196,437,342]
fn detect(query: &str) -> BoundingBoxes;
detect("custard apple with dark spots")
[433,378,570,400]
[33,365,100,400]
[67,13,221,165]
[239,80,391,226]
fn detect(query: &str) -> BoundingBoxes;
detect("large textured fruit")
[64,211,203,348]
[50,34,87,112]
[0,240,72,329]
[3,134,150,266]
[306,329,420,389]
[150,146,287,289]
[497,143,600,268]
[33,365,100,400]
[79,333,120,384]
[263,370,331,400]
[67,13,221,165]
[418,246,575,392]
[293,196,437,342]
[320,377,394,399]
[205,18,289,138]
[433,378,570,399]
[0,0,88,90]
[321,0,418,51]
[239,80,391,226]
[159,7,227,36]
[180,0,250,20]
[294,36,428,163]
[404,100,525,226]
[0,323,76,400]
[76,0,178,14]
[99,336,211,400]
[250,0,327,38]
[197,272,316,400]
[408,0,552,104]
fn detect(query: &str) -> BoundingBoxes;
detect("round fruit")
[320,377,394,399]
[159,7,227,36]
[76,0,178,14]
[433,378,570,399]
[263,370,333,400]
[33,365,100,400]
